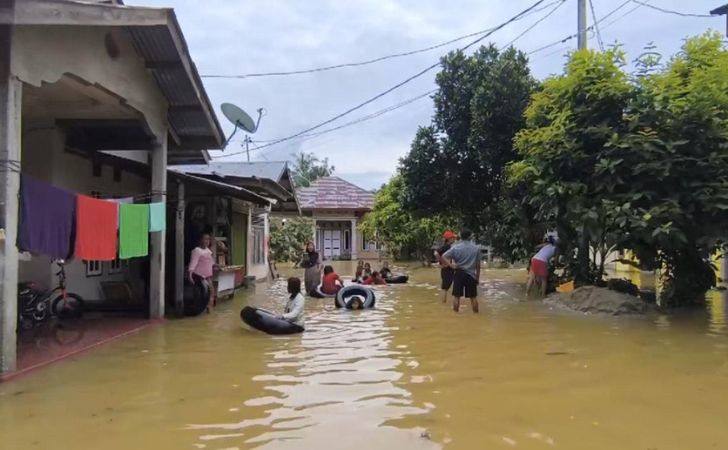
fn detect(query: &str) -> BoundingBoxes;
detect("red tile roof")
[298,176,374,211]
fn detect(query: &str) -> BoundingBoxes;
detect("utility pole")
[577,0,588,50]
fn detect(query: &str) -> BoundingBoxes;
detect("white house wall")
[11,25,168,138]
[18,126,150,302]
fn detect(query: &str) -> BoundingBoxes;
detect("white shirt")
[282,293,305,327]
[534,243,556,262]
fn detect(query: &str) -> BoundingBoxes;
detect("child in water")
[354,260,364,283]
[321,265,343,295]
[362,262,373,281]
[379,261,393,279]
[280,277,305,329]
[363,271,387,285]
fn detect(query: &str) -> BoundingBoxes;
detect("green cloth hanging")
[148,202,166,232]
[119,203,149,259]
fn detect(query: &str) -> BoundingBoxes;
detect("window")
[85,260,102,277]
[108,257,123,274]
[344,229,350,251]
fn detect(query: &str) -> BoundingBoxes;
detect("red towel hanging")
[74,194,118,261]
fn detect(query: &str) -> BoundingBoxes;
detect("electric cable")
[200,0,563,79]
[589,0,605,51]
[212,0,551,158]
[628,0,714,18]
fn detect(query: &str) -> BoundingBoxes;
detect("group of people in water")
[265,228,559,332]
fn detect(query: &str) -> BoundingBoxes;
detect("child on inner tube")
[321,265,343,295]
[279,277,305,329]
[363,271,387,285]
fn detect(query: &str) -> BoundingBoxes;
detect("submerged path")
[2,263,728,449]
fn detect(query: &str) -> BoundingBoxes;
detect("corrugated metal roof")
[171,161,288,182]
[168,169,270,206]
[297,176,374,211]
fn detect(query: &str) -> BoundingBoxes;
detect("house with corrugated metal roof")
[0,0,273,376]
[297,176,381,260]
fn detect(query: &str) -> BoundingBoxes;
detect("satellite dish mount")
[221,103,264,162]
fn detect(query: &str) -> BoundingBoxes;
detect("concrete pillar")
[350,218,358,260]
[174,180,184,316]
[246,207,252,277]
[0,20,20,374]
[149,132,167,319]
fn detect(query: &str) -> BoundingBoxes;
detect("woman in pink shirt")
[189,233,215,312]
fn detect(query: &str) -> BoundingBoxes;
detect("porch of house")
[0,0,224,375]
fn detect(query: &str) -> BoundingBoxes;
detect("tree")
[605,32,728,305]
[269,217,313,263]
[510,47,633,285]
[290,151,334,187]
[510,33,728,305]
[360,175,455,263]
[400,45,538,240]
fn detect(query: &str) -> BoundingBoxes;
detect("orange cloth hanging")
[74,195,118,261]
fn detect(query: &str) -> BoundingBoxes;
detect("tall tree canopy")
[400,45,537,237]
[510,33,728,304]
[290,151,335,187]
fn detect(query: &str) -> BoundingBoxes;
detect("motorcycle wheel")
[51,293,85,320]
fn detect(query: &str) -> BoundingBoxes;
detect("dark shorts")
[452,270,478,298]
[441,267,454,290]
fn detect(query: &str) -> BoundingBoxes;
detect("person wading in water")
[436,230,457,304]
[188,233,215,313]
[301,241,322,296]
[442,228,482,313]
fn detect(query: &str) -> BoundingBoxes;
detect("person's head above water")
[459,228,473,241]
[348,296,364,310]
[323,265,334,275]
[287,277,301,297]
[372,271,381,279]
[305,241,315,253]
[364,262,371,270]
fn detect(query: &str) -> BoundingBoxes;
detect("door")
[231,212,246,266]
[331,230,341,258]
[323,230,333,258]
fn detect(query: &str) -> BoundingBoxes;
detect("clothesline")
[17,174,167,262]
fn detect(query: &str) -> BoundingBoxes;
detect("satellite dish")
[220,103,265,161]
[221,103,258,133]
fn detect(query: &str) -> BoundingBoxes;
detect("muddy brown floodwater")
[2,262,728,449]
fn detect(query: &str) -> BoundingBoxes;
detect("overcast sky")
[129,0,723,190]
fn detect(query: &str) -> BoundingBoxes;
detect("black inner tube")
[385,275,409,284]
[335,285,376,309]
[240,306,304,335]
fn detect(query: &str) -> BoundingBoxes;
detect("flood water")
[2,262,728,449]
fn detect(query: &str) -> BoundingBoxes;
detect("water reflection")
[187,277,439,449]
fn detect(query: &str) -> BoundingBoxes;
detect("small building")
[297,176,381,260]
[170,161,300,281]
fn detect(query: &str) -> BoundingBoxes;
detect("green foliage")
[400,45,537,243]
[511,47,633,284]
[360,175,454,262]
[269,217,313,263]
[290,151,335,187]
[511,33,728,305]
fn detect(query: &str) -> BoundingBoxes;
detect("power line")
[589,0,605,51]
[213,0,550,158]
[217,1,567,158]
[628,0,714,18]
[503,0,568,48]
[214,89,436,158]
[528,0,632,55]
[200,0,563,80]
[600,1,646,31]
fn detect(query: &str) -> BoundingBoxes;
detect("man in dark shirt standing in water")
[435,230,457,304]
